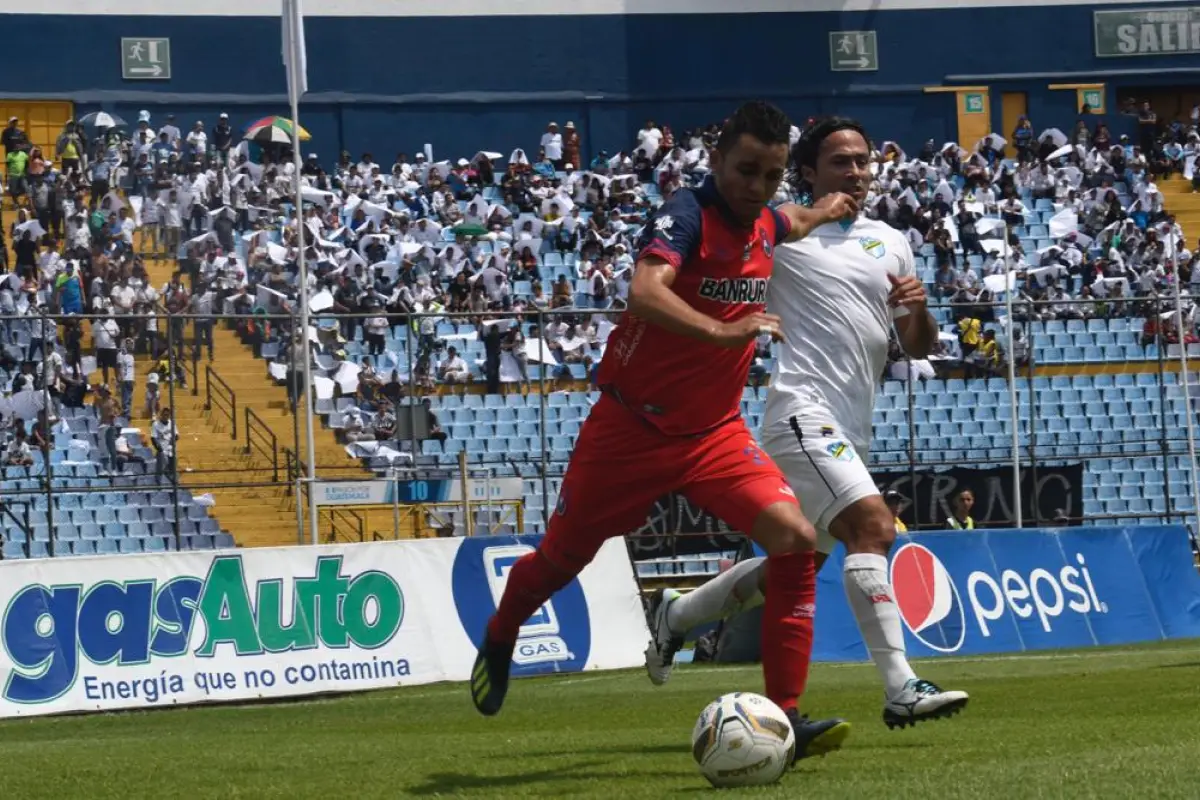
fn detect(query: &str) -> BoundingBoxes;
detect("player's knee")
[750,502,817,556]
[836,502,895,556]
[536,547,578,579]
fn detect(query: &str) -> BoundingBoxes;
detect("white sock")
[665,557,766,634]
[842,552,917,698]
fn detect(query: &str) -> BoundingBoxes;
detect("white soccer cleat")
[644,588,684,686]
[882,678,969,729]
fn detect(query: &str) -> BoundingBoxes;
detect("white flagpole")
[283,0,319,545]
[1003,226,1023,527]
[1167,232,1200,534]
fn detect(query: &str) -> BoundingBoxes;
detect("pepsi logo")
[889,542,966,653]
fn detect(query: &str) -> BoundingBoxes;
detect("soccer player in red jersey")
[470,102,856,759]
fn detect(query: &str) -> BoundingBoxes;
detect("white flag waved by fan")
[1047,208,1078,238]
[1046,144,1074,162]
[984,270,1017,294]
[282,0,307,101]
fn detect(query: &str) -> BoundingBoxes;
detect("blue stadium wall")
[4,0,1198,161]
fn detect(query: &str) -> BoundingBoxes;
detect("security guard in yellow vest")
[884,490,908,533]
[946,488,976,530]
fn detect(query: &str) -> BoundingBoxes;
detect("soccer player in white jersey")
[645,117,969,729]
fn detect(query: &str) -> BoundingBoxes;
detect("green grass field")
[2,640,1198,798]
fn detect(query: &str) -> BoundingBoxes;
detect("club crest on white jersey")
[859,237,886,259]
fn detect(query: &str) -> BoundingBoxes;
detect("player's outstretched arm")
[628,256,782,348]
[889,274,938,358]
[777,192,859,242]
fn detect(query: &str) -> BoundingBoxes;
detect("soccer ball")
[691,692,795,788]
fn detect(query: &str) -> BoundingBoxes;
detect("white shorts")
[762,412,880,554]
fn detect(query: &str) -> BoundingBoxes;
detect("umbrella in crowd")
[77,111,127,129]
[244,115,311,144]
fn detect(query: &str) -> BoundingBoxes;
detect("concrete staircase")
[1,195,398,547]
[136,253,374,548]
[1162,176,1198,251]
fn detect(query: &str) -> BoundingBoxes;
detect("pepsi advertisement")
[808,525,1200,661]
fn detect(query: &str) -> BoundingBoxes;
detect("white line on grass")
[373,672,629,702]
[326,644,1200,704]
[678,644,1200,674]
[546,674,625,687]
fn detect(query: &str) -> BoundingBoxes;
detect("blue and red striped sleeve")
[634,189,702,270]
[770,206,792,245]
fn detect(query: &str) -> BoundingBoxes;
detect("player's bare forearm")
[627,260,723,343]
[896,311,938,358]
[779,194,858,242]
[778,205,826,242]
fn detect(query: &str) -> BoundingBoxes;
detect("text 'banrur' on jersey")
[598,177,791,436]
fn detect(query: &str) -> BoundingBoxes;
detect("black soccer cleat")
[470,622,515,717]
[786,708,852,762]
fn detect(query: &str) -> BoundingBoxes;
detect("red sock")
[760,550,816,713]
[486,550,574,644]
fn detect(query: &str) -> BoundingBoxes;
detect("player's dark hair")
[715,101,792,154]
[788,116,869,199]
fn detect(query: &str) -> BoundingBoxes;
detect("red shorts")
[541,395,797,573]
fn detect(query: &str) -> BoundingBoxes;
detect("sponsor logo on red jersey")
[698,277,768,305]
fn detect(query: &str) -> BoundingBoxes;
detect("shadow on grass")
[844,738,938,751]
[486,743,685,759]
[1155,661,1200,669]
[486,736,935,766]
[406,761,627,795]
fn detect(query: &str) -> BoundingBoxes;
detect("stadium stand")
[1,107,1198,559]
[0,400,234,559]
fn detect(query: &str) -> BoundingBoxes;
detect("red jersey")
[598,178,791,436]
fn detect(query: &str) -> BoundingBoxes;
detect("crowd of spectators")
[0,101,1198,471]
[874,102,1198,379]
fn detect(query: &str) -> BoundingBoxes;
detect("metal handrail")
[204,365,237,440]
[283,447,295,495]
[155,300,201,398]
[324,507,366,543]
[189,348,200,397]
[0,500,33,560]
[244,407,280,482]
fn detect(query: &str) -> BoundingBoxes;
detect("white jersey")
[762,216,914,451]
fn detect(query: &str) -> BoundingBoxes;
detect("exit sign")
[963,93,986,114]
[121,37,171,80]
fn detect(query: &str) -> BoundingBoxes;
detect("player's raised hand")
[781,194,859,241]
[887,273,927,310]
[713,313,783,348]
[812,192,859,224]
